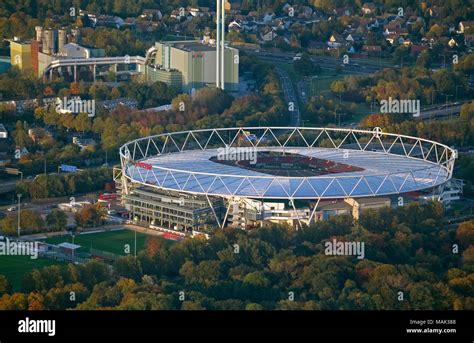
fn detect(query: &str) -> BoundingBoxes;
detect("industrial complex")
[8,26,239,92]
[143,39,239,91]
[115,127,459,235]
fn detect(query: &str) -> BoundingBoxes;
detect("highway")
[244,49,385,75]
[418,103,465,120]
[245,48,471,124]
[0,178,19,194]
[276,68,301,127]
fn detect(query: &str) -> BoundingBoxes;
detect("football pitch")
[43,229,149,255]
[0,255,58,291]
[0,228,170,290]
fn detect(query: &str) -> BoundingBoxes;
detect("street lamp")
[455,85,463,101]
[441,93,453,119]
[17,194,22,238]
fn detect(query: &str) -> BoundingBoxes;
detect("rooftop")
[167,41,217,52]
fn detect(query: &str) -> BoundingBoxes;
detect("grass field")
[43,229,150,256]
[0,255,58,291]
[0,229,175,291]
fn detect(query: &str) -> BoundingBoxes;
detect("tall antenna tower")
[216,0,225,89]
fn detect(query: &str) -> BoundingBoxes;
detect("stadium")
[115,127,458,234]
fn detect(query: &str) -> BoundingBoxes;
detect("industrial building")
[145,39,239,91]
[11,26,106,79]
[9,39,32,71]
[9,28,239,90]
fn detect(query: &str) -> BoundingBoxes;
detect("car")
[7,206,17,212]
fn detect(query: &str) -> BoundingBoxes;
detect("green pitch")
[0,255,58,291]
[0,229,174,290]
[43,229,149,256]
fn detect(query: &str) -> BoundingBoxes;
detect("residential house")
[259,26,277,42]
[327,33,346,49]
[188,7,204,17]
[448,38,458,48]
[261,13,275,24]
[242,21,258,33]
[73,137,97,152]
[425,7,439,18]
[141,9,163,20]
[28,128,51,144]
[459,21,474,33]
[91,15,124,29]
[345,33,364,43]
[361,3,377,15]
[228,20,242,31]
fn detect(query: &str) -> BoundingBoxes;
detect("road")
[418,103,465,120]
[244,49,385,75]
[248,49,472,124]
[0,178,19,194]
[276,68,301,127]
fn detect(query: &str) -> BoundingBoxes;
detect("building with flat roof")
[0,124,7,139]
[9,40,32,71]
[147,40,239,91]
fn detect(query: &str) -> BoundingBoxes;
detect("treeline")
[0,202,472,310]
[334,66,471,109]
[0,209,67,236]
[361,101,474,147]
[15,167,112,200]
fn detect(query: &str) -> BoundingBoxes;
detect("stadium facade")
[114,127,459,234]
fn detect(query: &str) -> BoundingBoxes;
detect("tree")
[294,53,321,76]
[12,120,31,148]
[46,209,67,232]
[43,86,54,97]
[330,80,346,101]
[145,236,164,257]
[70,82,80,95]
[28,292,45,310]
[60,112,75,130]
[243,271,270,288]
[0,275,11,294]
[74,112,92,133]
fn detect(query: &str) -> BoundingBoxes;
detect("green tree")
[74,112,92,133]
[0,275,11,294]
[46,209,67,232]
